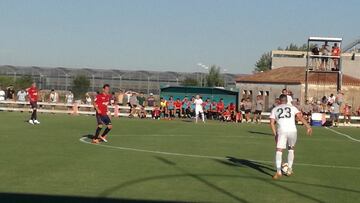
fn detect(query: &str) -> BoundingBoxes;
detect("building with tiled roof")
[235,66,360,110]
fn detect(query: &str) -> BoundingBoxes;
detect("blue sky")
[0,0,358,73]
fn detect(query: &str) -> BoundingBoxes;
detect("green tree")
[254,52,272,72]
[72,75,90,99]
[15,75,33,90]
[278,43,314,51]
[254,43,317,72]
[181,77,199,87]
[0,76,14,89]
[206,65,224,87]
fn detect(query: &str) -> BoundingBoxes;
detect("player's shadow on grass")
[248,131,273,136]
[154,156,248,203]
[180,119,193,123]
[216,156,276,177]
[98,157,360,203]
[0,192,185,203]
[82,134,94,139]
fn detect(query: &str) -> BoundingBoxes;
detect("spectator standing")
[49,89,59,103]
[336,91,344,106]
[311,44,320,55]
[331,43,341,70]
[137,92,146,107]
[320,42,330,70]
[167,96,175,119]
[125,91,132,106]
[17,89,27,110]
[203,98,212,119]
[147,93,155,107]
[129,92,139,117]
[85,93,92,105]
[6,85,15,100]
[125,90,132,113]
[330,99,340,127]
[282,89,293,106]
[253,95,264,124]
[311,44,320,69]
[49,89,59,111]
[239,98,246,121]
[65,90,74,104]
[182,97,189,118]
[244,98,252,123]
[0,86,5,101]
[342,104,351,126]
[117,90,124,106]
[189,96,196,118]
[84,93,92,112]
[327,93,336,106]
[65,90,74,111]
[17,89,27,102]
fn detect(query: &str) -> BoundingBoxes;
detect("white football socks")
[288,149,294,169]
[276,151,282,173]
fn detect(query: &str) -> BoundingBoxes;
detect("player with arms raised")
[92,84,112,144]
[270,94,312,179]
[26,82,40,125]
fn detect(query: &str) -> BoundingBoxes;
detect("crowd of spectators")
[1,85,360,125]
[311,42,341,71]
[273,89,357,127]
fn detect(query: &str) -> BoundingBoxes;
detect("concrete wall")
[271,51,360,79]
[342,55,360,79]
[271,57,306,69]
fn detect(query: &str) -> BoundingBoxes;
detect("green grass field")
[0,112,359,203]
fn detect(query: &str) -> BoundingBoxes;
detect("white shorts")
[195,108,203,115]
[276,131,297,149]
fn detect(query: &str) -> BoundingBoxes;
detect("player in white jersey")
[194,95,205,123]
[270,94,312,179]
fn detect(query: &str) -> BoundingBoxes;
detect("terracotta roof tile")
[236,67,360,86]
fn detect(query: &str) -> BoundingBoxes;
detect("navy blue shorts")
[30,101,38,109]
[96,114,112,125]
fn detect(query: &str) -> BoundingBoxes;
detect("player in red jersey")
[92,84,112,144]
[26,82,40,125]
[174,98,182,118]
[216,98,225,114]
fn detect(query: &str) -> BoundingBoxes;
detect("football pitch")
[0,112,359,203]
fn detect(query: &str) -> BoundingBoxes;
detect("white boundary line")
[92,134,349,143]
[79,137,360,170]
[325,127,360,142]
